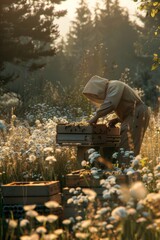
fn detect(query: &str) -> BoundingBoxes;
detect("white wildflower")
[88,148,96,154]
[47,214,58,223]
[29,154,36,162]
[75,233,89,239]
[155,164,160,171]
[24,204,36,211]
[20,219,29,227]
[81,220,91,229]
[131,158,139,167]
[55,148,62,153]
[45,201,60,209]
[8,219,18,228]
[54,229,63,235]
[111,206,128,220]
[67,198,73,204]
[69,188,75,193]
[44,147,53,152]
[127,208,137,215]
[26,210,38,218]
[112,152,118,159]
[43,234,58,240]
[62,219,71,225]
[97,207,108,215]
[89,226,98,233]
[106,224,114,230]
[136,202,144,211]
[35,120,41,125]
[156,181,160,190]
[94,214,100,219]
[36,226,47,234]
[82,188,97,201]
[156,157,160,164]
[142,167,149,173]
[45,156,57,162]
[36,215,47,223]
[20,236,31,240]
[103,189,111,200]
[136,217,147,223]
[76,216,82,221]
[142,174,148,181]
[81,160,88,167]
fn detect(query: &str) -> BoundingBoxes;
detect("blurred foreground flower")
[82,188,97,202]
[8,219,18,228]
[130,181,147,200]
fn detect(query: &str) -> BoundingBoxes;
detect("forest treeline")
[0,0,160,117]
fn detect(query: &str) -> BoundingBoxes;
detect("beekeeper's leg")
[133,104,150,156]
[119,117,134,153]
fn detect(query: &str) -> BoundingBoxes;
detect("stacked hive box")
[63,170,141,218]
[56,124,121,163]
[2,181,62,219]
[56,124,120,146]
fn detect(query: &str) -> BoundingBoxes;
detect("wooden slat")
[3,193,62,205]
[2,181,60,197]
[57,134,120,145]
[57,124,120,135]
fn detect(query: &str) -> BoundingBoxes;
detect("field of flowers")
[0,105,160,240]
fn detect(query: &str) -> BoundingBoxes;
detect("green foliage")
[133,0,160,70]
[152,53,160,70]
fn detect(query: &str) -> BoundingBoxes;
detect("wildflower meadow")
[0,103,160,240]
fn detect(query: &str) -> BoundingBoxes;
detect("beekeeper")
[83,75,150,156]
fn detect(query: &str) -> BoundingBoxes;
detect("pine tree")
[65,0,93,58]
[0,0,66,87]
[97,0,139,79]
[133,0,160,110]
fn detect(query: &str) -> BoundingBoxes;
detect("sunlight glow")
[56,0,139,36]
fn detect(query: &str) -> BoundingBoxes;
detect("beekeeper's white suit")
[83,75,150,156]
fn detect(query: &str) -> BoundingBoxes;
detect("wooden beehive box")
[56,124,120,146]
[2,181,61,205]
[65,171,141,187]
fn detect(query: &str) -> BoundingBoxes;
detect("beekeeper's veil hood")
[82,75,109,107]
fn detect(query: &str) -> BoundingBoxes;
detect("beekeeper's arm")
[88,98,114,124]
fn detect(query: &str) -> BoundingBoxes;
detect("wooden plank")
[2,193,62,205]
[66,173,101,187]
[2,181,60,197]
[57,124,120,135]
[57,134,120,145]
